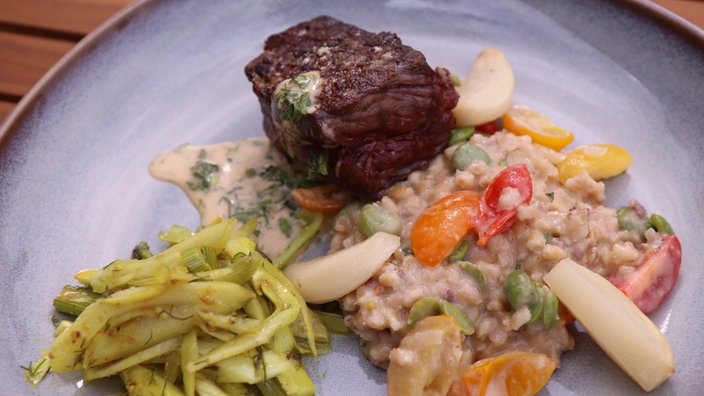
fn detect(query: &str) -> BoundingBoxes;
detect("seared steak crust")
[245,15,458,198]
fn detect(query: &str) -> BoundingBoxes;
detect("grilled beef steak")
[245,16,459,198]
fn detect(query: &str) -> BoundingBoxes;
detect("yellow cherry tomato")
[502,105,574,151]
[557,144,633,184]
[387,315,464,396]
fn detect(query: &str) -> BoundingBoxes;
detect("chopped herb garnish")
[275,73,317,125]
[546,192,555,202]
[304,153,329,182]
[279,217,293,238]
[244,168,257,178]
[260,165,300,188]
[187,150,220,191]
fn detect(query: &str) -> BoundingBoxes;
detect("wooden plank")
[652,0,704,29]
[0,100,15,125]
[0,31,74,98]
[0,0,133,36]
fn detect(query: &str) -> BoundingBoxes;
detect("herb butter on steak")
[245,16,459,198]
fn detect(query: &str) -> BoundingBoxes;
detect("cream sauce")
[148,137,301,259]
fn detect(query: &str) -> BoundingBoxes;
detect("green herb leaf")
[187,150,220,191]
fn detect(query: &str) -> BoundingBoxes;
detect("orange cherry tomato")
[411,191,481,267]
[448,351,556,396]
[290,185,353,214]
[474,164,533,246]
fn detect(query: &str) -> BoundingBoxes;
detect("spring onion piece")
[21,355,50,387]
[273,211,324,270]
[312,310,351,335]
[158,224,194,245]
[52,285,101,316]
[131,241,153,259]
[182,246,213,273]
[119,365,185,396]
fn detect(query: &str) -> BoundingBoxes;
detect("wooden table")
[1,0,703,126]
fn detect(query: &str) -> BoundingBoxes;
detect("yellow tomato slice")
[557,144,633,184]
[448,351,556,396]
[502,105,574,151]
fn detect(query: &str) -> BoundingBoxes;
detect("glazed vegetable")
[290,184,353,213]
[616,201,675,242]
[544,259,674,391]
[449,126,476,145]
[387,315,465,396]
[448,351,556,396]
[459,262,487,292]
[502,104,574,150]
[36,219,327,395]
[504,270,543,322]
[610,234,682,314]
[473,163,533,245]
[557,144,632,183]
[410,191,481,266]
[617,203,651,240]
[52,285,100,317]
[650,213,674,234]
[283,231,400,303]
[453,48,515,127]
[358,203,402,237]
[452,143,491,170]
[407,297,474,335]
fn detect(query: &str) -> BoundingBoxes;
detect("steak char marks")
[245,16,458,198]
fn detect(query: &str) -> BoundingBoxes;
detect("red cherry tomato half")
[411,191,482,267]
[474,121,500,135]
[474,164,533,245]
[611,234,682,314]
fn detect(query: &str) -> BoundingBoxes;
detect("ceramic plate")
[1,0,703,394]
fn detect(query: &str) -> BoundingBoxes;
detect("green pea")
[449,127,475,145]
[616,206,651,239]
[649,213,674,235]
[542,287,559,330]
[452,143,490,171]
[358,204,401,238]
[459,261,487,292]
[448,240,469,262]
[407,297,474,335]
[528,281,544,323]
[504,270,538,309]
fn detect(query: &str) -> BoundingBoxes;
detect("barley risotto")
[331,130,667,370]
